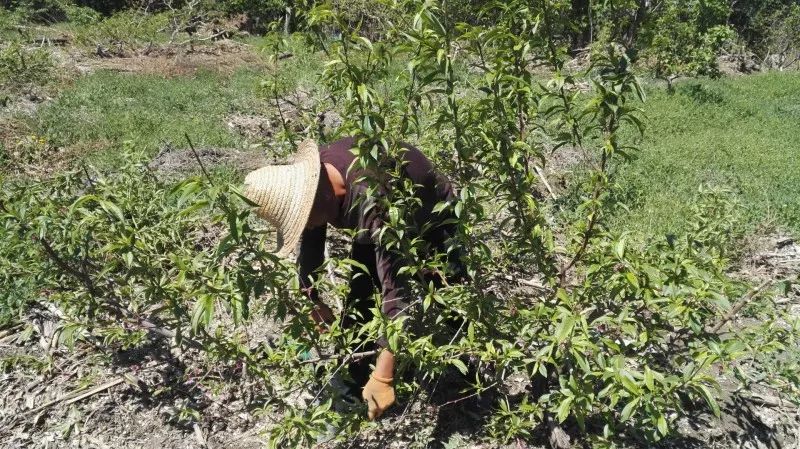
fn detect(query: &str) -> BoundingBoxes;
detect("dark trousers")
[342,221,467,387]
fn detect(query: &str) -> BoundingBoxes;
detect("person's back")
[316,137,455,236]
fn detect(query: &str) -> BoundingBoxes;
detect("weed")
[72,10,170,52]
[0,41,54,89]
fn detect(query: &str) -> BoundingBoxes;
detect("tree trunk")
[570,0,591,52]
[284,6,292,34]
[625,0,650,48]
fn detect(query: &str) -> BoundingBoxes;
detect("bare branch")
[710,280,773,334]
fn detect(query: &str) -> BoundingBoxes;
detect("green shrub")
[1,0,67,23]
[294,2,798,446]
[640,0,734,83]
[0,145,281,336]
[72,10,170,51]
[0,41,54,88]
[0,203,41,326]
[63,2,101,25]
[0,7,23,33]
[71,0,138,15]
[752,3,800,69]
[220,0,286,20]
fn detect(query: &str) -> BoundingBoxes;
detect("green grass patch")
[33,68,267,168]
[611,72,800,239]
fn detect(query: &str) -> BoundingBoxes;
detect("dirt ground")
[147,144,274,181]
[51,38,268,78]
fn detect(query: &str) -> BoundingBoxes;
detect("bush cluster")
[0,40,54,88]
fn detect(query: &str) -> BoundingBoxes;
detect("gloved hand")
[362,374,395,420]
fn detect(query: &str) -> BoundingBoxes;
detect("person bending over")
[243,137,464,420]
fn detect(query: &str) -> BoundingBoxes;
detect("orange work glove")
[362,374,395,420]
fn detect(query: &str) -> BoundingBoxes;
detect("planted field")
[1,2,799,449]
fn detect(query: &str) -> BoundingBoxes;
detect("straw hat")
[243,140,321,257]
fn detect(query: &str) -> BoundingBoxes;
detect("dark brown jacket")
[297,137,458,320]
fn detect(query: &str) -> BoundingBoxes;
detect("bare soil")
[57,40,268,78]
[147,144,276,181]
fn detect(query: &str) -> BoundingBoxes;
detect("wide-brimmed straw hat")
[243,140,320,257]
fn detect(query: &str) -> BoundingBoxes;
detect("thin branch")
[558,210,598,286]
[298,349,378,365]
[35,234,100,297]
[710,280,772,334]
[0,323,23,340]
[533,164,557,201]
[558,145,609,286]
[177,29,232,46]
[438,381,498,408]
[184,133,213,185]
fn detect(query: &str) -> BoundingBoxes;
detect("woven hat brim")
[243,140,321,257]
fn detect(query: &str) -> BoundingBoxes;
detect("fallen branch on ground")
[534,164,557,201]
[0,324,23,340]
[193,422,212,449]
[22,377,126,417]
[744,393,785,408]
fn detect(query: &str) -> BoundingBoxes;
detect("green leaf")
[620,397,640,422]
[99,199,124,221]
[191,295,214,333]
[625,272,639,288]
[554,315,575,342]
[619,370,642,395]
[556,396,573,423]
[657,414,669,436]
[614,238,626,259]
[362,116,374,136]
[697,384,720,417]
[432,201,449,214]
[357,36,373,50]
[451,359,468,375]
[644,366,655,391]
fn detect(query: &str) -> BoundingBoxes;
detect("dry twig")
[534,164,557,201]
[22,377,125,417]
[0,324,23,340]
[299,349,378,365]
[193,422,212,448]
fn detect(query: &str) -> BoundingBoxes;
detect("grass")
[610,72,800,239]
[32,68,267,168]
